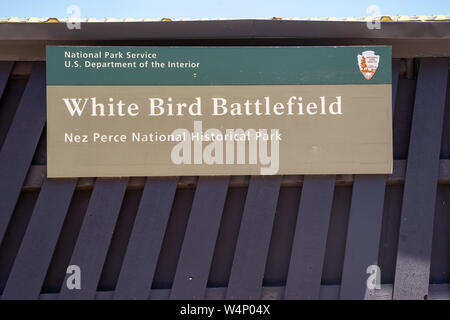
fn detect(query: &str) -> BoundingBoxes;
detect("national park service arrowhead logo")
[357,50,380,80]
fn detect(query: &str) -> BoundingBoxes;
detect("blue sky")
[1,0,449,19]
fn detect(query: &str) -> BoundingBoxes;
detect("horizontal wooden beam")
[21,160,450,191]
[2,21,450,41]
[29,283,450,300]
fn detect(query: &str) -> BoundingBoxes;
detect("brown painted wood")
[226,176,281,300]
[339,62,401,300]
[339,175,386,299]
[113,178,177,300]
[392,60,400,109]
[0,62,46,246]
[58,178,128,300]
[0,55,446,301]
[19,160,450,191]
[0,62,13,98]
[284,175,335,299]
[8,283,450,301]
[0,78,28,151]
[2,178,76,300]
[170,177,229,299]
[393,58,449,300]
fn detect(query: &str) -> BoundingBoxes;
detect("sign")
[46,46,392,177]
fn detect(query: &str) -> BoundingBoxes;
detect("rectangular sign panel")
[46,46,392,177]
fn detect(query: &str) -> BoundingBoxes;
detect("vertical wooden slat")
[58,178,128,300]
[226,176,281,300]
[339,176,386,299]
[392,60,401,108]
[393,58,449,300]
[0,62,13,99]
[339,61,401,300]
[284,175,335,299]
[0,62,45,246]
[2,178,76,300]
[170,177,229,300]
[113,178,177,300]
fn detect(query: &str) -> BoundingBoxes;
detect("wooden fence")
[0,52,449,300]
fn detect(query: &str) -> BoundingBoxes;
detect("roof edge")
[0,20,450,41]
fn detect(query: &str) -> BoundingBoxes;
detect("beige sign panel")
[47,84,392,177]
